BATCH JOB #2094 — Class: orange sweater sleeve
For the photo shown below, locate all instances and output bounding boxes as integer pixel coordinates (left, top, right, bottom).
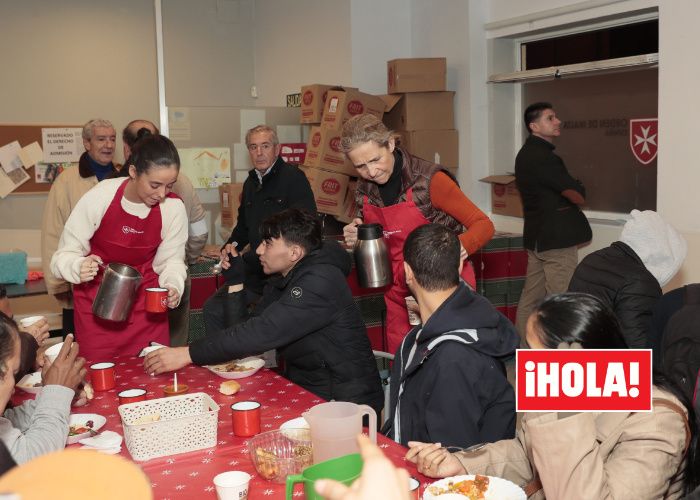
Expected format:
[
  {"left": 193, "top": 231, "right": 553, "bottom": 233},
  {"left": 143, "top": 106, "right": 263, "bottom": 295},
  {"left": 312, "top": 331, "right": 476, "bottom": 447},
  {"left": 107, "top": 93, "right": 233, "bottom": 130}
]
[{"left": 430, "top": 171, "right": 495, "bottom": 255}]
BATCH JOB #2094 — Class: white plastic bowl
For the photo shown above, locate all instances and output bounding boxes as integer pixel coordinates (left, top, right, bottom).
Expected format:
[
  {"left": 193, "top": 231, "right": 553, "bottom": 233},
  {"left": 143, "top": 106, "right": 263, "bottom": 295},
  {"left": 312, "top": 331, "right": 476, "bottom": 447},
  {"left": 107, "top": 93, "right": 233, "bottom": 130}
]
[
  {"left": 67, "top": 413, "right": 107, "bottom": 445},
  {"left": 16, "top": 371, "right": 42, "bottom": 394}
]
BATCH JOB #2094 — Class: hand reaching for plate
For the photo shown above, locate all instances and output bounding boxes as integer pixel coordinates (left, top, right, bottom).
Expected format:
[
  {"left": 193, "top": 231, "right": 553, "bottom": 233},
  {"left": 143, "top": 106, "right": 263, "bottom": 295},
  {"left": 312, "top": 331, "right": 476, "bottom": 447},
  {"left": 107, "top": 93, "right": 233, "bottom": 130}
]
[{"left": 405, "top": 441, "right": 466, "bottom": 478}]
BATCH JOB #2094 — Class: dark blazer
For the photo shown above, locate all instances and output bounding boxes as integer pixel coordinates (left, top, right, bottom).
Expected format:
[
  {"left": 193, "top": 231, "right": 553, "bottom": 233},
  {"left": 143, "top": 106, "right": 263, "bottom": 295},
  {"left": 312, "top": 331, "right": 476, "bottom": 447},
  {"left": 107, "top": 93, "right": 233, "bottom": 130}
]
[{"left": 515, "top": 135, "right": 591, "bottom": 251}]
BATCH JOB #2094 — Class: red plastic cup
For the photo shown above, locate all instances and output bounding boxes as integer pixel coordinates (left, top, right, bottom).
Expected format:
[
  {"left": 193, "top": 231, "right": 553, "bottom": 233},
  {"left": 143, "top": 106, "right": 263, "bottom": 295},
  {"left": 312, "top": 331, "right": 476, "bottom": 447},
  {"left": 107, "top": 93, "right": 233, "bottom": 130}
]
[
  {"left": 145, "top": 287, "right": 168, "bottom": 313},
  {"left": 118, "top": 388, "right": 147, "bottom": 405},
  {"left": 90, "top": 362, "right": 116, "bottom": 391},
  {"left": 231, "top": 401, "right": 261, "bottom": 437}
]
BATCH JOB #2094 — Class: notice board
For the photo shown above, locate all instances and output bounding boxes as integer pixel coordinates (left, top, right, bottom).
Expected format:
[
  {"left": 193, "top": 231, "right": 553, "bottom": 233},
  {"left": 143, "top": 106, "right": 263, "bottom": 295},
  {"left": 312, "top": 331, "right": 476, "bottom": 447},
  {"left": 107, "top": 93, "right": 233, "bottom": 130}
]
[{"left": 0, "top": 124, "right": 80, "bottom": 194}]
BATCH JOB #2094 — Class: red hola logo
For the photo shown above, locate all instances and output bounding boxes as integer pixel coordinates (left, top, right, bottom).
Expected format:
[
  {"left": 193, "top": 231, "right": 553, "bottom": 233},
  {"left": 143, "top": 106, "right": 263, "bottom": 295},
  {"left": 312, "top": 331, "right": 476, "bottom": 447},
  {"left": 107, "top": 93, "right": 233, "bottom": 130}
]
[
  {"left": 302, "top": 90, "right": 313, "bottom": 106},
  {"left": 516, "top": 349, "right": 652, "bottom": 412},
  {"left": 629, "top": 118, "right": 658, "bottom": 165},
  {"left": 347, "top": 100, "right": 364, "bottom": 115},
  {"left": 311, "top": 132, "right": 322, "bottom": 148},
  {"left": 321, "top": 178, "right": 340, "bottom": 194}
]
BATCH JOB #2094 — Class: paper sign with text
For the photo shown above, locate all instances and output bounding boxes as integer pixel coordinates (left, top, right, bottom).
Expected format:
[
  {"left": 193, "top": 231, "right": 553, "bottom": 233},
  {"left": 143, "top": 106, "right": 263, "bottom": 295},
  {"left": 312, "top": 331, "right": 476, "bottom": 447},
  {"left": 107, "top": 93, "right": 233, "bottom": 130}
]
[{"left": 516, "top": 349, "right": 652, "bottom": 412}]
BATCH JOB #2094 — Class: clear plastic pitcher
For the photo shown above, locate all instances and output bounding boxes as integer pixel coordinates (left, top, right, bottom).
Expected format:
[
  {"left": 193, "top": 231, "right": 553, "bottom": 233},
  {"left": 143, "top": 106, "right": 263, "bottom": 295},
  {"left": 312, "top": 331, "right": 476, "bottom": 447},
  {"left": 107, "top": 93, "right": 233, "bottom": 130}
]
[{"left": 303, "top": 402, "right": 377, "bottom": 464}]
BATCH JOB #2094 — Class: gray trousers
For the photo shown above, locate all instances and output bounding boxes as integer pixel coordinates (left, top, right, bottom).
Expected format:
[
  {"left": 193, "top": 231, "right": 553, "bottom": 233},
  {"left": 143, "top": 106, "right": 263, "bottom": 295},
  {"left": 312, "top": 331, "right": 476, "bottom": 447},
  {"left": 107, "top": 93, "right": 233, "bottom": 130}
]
[{"left": 515, "top": 246, "right": 578, "bottom": 344}]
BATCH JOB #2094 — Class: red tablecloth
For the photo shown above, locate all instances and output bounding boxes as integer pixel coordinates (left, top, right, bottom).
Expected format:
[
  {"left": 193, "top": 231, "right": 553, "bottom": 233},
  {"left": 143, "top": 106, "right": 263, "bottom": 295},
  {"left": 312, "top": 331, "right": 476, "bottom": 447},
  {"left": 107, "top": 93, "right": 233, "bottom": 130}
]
[{"left": 14, "top": 356, "right": 428, "bottom": 499}]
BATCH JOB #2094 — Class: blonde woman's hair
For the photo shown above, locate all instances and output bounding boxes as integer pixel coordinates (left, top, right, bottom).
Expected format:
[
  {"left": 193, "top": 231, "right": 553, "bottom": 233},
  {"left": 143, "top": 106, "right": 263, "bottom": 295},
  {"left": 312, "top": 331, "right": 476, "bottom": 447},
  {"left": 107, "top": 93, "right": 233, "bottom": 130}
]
[{"left": 340, "top": 114, "right": 399, "bottom": 153}]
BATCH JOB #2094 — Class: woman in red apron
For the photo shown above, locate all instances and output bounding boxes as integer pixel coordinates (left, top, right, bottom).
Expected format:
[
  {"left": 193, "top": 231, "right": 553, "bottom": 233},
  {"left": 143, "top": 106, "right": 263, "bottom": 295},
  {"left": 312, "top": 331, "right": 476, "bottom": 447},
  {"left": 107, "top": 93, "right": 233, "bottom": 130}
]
[
  {"left": 341, "top": 115, "right": 495, "bottom": 353},
  {"left": 51, "top": 134, "right": 188, "bottom": 361}
]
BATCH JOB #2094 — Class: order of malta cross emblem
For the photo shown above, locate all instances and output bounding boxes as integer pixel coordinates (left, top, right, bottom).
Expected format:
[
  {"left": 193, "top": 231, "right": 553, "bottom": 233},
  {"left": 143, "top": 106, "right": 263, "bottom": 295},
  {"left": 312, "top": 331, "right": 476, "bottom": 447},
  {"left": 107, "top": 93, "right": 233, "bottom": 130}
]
[{"left": 629, "top": 118, "right": 658, "bottom": 165}]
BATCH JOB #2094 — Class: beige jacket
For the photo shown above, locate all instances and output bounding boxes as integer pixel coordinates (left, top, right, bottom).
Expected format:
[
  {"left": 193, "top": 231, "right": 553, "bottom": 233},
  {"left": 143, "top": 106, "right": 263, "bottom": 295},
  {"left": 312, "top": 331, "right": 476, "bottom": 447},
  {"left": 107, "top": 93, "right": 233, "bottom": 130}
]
[
  {"left": 172, "top": 173, "right": 207, "bottom": 264},
  {"left": 455, "top": 386, "right": 688, "bottom": 500},
  {"left": 41, "top": 165, "right": 99, "bottom": 304}
]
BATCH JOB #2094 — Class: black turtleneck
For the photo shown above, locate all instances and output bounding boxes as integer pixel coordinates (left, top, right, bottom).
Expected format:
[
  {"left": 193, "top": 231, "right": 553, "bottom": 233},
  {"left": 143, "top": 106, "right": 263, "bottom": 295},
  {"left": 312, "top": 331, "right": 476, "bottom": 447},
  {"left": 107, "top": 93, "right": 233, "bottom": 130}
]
[{"left": 377, "top": 150, "right": 403, "bottom": 206}]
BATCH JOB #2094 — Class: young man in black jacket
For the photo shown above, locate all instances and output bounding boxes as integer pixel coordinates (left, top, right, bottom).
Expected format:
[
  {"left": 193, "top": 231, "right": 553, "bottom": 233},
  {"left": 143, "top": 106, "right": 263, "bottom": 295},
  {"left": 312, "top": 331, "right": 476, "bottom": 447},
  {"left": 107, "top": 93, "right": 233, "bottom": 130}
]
[
  {"left": 144, "top": 209, "right": 383, "bottom": 412},
  {"left": 383, "top": 224, "right": 519, "bottom": 448}
]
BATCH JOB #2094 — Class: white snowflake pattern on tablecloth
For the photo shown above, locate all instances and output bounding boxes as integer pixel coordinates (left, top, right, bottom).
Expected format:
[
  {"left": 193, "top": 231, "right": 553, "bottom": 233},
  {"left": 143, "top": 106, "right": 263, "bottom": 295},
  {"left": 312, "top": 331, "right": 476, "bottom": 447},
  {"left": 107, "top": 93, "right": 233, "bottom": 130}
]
[
  {"left": 263, "top": 490, "right": 274, "bottom": 495},
  {"left": 380, "top": 443, "right": 389, "bottom": 448},
  {"left": 189, "top": 471, "right": 199, "bottom": 477},
  {"left": 264, "top": 423, "right": 273, "bottom": 428},
  {"left": 175, "top": 485, "right": 186, "bottom": 490},
  {"left": 207, "top": 449, "right": 215, "bottom": 455},
  {"left": 202, "top": 458, "right": 211, "bottom": 464},
  {"left": 165, "top": 458, "right": 175, "bottom": 464},
  {"left": 266, "top": 382, "right": 273, "bottom": 386},
  {"left": 241, "top": 448, "right": 249, "bottom": 453},
  {"left": 291, "top": 399, "right": 298, "bottom": 403},
  {"left": 269, "top": 398, "right": 277, "bottom": 402},
  {"left": 274, "top": 415, "right": 282, "bottom": 419},
  {"left": 282, "top": 407, "right": 290, "bottom": 411},
  {"left": 205, "top": 486, "right": 214, "bottom": 492},
  {"left": 293, "top": 491, "right": 303, "bottom": 497},
  {"left": 228, "top": 460, "right": 239, "bottom": 466},
  {"left": 162, "top": 470, "right": 172, "bottom": 476},
  {"left": 218, "top": 440, "right": 226, "bottom": 445}
]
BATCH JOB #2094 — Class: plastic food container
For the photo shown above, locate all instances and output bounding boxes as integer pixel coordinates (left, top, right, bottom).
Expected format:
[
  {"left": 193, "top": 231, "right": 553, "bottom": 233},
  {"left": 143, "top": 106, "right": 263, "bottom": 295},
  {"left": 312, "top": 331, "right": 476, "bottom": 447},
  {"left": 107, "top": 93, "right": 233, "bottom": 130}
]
[{"left": 247, "top": 428, "right": 313, "bottom": 483}]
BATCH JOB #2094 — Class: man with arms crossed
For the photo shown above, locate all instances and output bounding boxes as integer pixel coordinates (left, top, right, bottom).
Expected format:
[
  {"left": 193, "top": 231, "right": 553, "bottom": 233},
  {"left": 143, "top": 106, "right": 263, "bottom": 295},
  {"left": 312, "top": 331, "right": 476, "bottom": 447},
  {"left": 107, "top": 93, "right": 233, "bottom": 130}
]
[{"left": 514, "top": 102, "right": 592, "bottom": 341}]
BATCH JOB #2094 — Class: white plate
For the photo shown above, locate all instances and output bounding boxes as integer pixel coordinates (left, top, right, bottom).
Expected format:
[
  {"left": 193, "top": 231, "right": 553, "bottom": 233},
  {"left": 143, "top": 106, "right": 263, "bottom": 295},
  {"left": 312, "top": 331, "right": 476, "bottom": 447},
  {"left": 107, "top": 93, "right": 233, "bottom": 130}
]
[
  {"left": 423, "top": 475, "right": 526, "bottom": 500},
  {"left": 67, "top": 413, "right": 107, "bottom": 445},
  {"left": 205, "top": 356, "right": 265, "bottom": 379},
  {"left": 16, "top": 371, "right": 42, "bottom": 394}
]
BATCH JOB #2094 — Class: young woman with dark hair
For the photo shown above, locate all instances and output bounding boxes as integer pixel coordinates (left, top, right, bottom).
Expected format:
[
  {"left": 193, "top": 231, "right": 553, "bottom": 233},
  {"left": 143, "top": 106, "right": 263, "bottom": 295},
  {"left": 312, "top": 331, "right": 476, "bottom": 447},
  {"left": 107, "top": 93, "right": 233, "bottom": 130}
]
[
  {"left": 407, "top": 293, "right": 698, "bottom": 499},
  {"left": 51, "top": 134, "right": 188, "bottom": 360}
]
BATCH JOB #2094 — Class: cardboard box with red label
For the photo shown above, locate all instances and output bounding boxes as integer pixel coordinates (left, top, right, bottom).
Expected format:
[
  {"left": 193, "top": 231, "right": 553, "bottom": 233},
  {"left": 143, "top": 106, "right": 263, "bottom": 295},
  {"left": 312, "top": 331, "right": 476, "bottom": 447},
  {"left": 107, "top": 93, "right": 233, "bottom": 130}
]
[
  {"left": 479, "top": 175, "right": 524, "bottom": 217},
  {"left": 321, "top": 88, "right": 386, "bottom": 130},
  {"left": 299, "top": 84, "right": 356, "bottom": 124},
  {"left": 335, "top": 179, "right": 359, "bottom": 224},
  {"left": 304, "top": 126, "right": 356, "bottom": 176},
  {"left": 387, "top": 57, "right": 446, "bottom": 94},
  {"left": 299, "top": 165, "right": 350, "bottom": 217}
]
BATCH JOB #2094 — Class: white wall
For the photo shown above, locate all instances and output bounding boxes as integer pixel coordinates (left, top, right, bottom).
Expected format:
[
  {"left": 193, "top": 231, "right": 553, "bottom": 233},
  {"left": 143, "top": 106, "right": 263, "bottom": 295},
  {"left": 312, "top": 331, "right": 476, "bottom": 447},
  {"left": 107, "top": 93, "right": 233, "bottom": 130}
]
[
  {"left": 253, "top": 0, "right": 353, "bottom": 107},
  {"left": 0, "top": 0, "right": 159, "bottom": 234},
  {"left": 349, "top": 0, "right": 411, "bottom": 94}
]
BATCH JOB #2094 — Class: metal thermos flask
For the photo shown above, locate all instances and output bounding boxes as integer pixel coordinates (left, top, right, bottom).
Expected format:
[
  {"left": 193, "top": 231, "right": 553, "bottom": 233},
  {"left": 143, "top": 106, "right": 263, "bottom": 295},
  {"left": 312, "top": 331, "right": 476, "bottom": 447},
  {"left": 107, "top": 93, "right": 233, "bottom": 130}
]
[{"left": 353, "top": 223, "right": 392, "bottom": 288}]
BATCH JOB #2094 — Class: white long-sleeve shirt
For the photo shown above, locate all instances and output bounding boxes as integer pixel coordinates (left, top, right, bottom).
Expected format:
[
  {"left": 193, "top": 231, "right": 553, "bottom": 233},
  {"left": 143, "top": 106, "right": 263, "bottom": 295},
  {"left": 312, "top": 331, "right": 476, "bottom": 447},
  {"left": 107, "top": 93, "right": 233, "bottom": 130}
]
[{"left": 50, "top": 177, "right": 188, "bottom": 298}]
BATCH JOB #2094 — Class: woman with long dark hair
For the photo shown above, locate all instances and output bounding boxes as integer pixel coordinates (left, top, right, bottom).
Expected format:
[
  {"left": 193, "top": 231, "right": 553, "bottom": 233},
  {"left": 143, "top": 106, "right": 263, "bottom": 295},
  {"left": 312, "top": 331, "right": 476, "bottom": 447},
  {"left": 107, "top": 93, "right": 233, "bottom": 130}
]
[
  {"left": 51, "top": 133, "right": 187, "bottom": 360},
  {"left": 407, "top": 293, "right": 698, "bottom": 499}
]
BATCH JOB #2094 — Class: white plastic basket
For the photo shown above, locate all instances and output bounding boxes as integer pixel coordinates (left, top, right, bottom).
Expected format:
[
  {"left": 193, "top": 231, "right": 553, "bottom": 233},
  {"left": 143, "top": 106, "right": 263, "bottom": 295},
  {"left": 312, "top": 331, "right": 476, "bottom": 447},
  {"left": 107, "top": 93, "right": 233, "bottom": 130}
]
[{"left": 118, "top": 392, "right": 219, "bottom": 461}]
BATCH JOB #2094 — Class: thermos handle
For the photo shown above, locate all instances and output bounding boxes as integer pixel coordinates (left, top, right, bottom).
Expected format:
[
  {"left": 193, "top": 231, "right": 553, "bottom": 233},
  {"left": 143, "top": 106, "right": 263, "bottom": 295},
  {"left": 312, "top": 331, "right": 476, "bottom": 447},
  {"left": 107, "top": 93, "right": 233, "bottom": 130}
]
[
  {"left": 285, "top": 474, "right": 302, "bottom": 499},
  {"left": 358, "top": 404, "right": 377, "bottom": 443}
]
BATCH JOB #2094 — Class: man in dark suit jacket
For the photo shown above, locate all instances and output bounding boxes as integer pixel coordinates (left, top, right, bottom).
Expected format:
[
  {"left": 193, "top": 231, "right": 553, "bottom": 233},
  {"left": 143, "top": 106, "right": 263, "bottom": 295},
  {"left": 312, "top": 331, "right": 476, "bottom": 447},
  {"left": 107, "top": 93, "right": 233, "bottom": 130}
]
[
  {"left": 203, "top": 125, "right": 316, "bottom": 335},
  {"left": 514, "top": 102, "right": 592, "bottom": 342}
]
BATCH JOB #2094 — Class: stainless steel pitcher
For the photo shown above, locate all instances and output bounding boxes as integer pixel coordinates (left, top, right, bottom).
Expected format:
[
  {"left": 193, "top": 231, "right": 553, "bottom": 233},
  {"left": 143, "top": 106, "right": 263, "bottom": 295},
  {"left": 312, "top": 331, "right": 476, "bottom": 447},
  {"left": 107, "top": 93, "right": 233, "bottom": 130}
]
[
  {"left": 92, "top": 263, "right": 142, "bottom": 322},
  {"left": 353, "top": 223, "right": 392, "bottom": 288}
]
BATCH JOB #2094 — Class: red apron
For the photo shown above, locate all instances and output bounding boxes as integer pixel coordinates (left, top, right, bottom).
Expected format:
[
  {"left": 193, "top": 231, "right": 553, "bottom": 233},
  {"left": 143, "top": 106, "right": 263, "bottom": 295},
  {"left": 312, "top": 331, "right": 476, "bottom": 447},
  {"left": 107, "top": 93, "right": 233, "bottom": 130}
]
[
  {"left": 363, "top": 188, "right": 476, "bottom": 353},
  {"left": 72, "top": 179, "right": 170, "bottom": 361}
]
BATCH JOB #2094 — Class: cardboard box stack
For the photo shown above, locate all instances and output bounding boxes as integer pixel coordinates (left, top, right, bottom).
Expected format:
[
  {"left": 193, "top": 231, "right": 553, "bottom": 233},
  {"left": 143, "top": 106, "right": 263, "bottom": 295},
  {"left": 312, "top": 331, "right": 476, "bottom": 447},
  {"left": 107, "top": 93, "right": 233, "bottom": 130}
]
[
  {"left": 300, "top": 85, "right": 387, "bottom": 220},
  {"left": 383, "top": 58, "right": 458, "bottom": 169}
]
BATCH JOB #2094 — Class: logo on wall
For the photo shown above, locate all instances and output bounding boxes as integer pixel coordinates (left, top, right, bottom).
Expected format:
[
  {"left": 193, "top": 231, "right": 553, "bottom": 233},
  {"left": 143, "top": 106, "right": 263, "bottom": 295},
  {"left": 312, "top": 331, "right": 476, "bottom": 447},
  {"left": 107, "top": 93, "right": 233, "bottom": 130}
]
[{"left": 629, "top": 118, "right": 658, "bottom": 165}]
